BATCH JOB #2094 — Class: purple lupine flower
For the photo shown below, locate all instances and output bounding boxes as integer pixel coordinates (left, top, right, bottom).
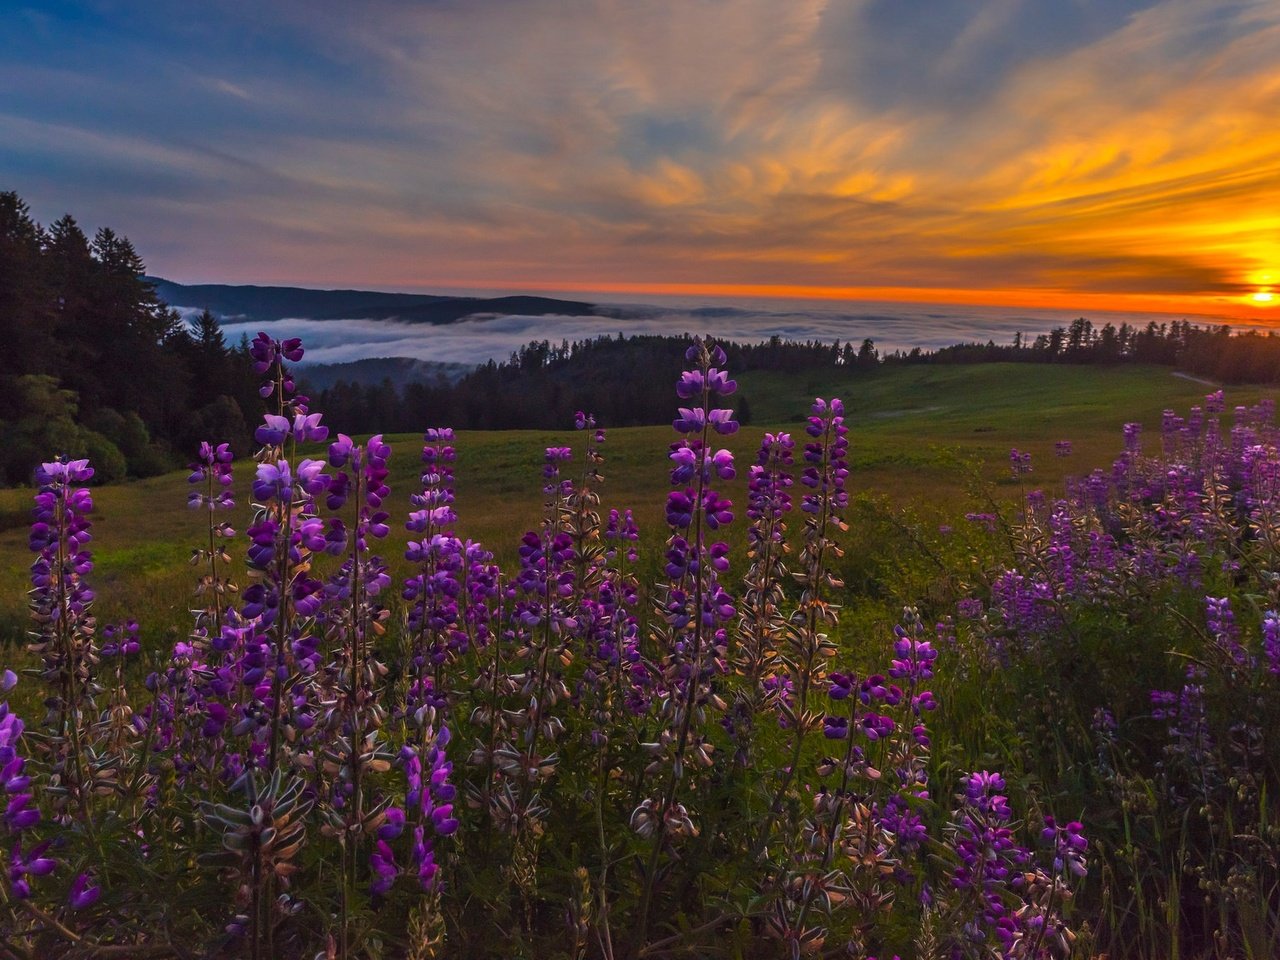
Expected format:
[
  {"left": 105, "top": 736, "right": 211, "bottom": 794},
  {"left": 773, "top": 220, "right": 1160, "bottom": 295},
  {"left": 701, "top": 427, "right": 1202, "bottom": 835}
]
[
  {"left": 878, "top": 795, "right": 928, "bottom": 853},
  {"left": 406, "top": 428, "right": 460, "bottom": 537},
  {"left": 673, "top": 407, "right": 705, "bottom": 434},
  {"left": 964, "top": 512, "right": 998, "bottom": 533},
  {"left": 365, "top": 434, "right": 392, "bottom": 506},
  {"left": 799, "top": 399, "right": 849, "bottom": 518},
  {"left": 828, "top": 671, "right": 855, "bottom": 701},
  {"left": 252, "top": 461, "right": 293, "bottom": 502},
  {"left": 292, "top": 412, "right": 329, "bottom": 444},
  {"left": 544, "top": 447, "right": 573, "bottom": 472},
  {"left": 328, "top": 433, "right": 356, "bottom": 468},
  {"left": 249, "top": 332, "right": 277, "bottom": 372},
  {"left": 188, "top": 442, "right": 235, "bottom": 510},
  {"left": 991, "top": 569, "right": 1058, "bottom": 637},
  {"left": 249, "top": 332, "right": 304, "bottom": 372},
  {"left": 635, "top": 338, "right": 740, "bottom": 843},
  {"left": 859, "top": 712, "right": 895, "bottom": 741},
  {"left": 675, "top": 370, "right": 704, "bottom": 399},
  {"left": 295, "top": 459, "right": 331, "bottom": 498},
  {"left": 1046, "top": 501, "right": 1077, "bottom": 594},
  {"left": 8, "top": 841, "right": 56, "bottom": 900},
  {"left": 35, "top": 459, "right": 95, "bottom": 486},
  {"left": 1205, "top": 596, "right": 1249, "bottom": 666},
  {"left": 1151, "top": 664, "right": 1213, "bottom": 772},
  {"left": 1041, "top": 816, "right": 1088, "bottom": 879},
  {"left": 962, "top": 771, "right": 1012, "bottom": 817},
  {"left": 669, "top": 446, "right": 698, "bottom": 485},
  {"left": 759, "top": 674, "right": 794, "bottom": 726},
  {"left": 708, "top": 408, "right": 738, "bottom": 435},
  {"left": 948, "top": 769, "right": 1030, "bottom": 949},
  {"left": 400, "top": 723, "right": 457, "bottom": 891},
  {"left": 889, "top": 623, "right": 938, "bottom": 683},
  {"left": 100, "top": 620, "right": 142, "bottom": 659},
  {"left": 702, "top": 490, "right": 734, "bottom": 529},
  {"left": 28, "top": 460, "right": 99, "bottom": 774},
  {"left": 705, "top": 367, "right": 736, "bottom": 396},
  {"left": 255, "top": 414, "right": 291, "bottom": 447},
  {"left": 369, "top": 840, "right": 399, "bottom": 897},
  {"left": 676, "top": 367, "right": 738, "bottom": 398},
  {"left": 68, "top": 872, "right": 101, "bottom": 910},
  {"left": 746, "top": 433, "right": 795, "bottom": 536},
  {"left": 251, "top": 333, "right": 306, "bottom": 402},
  {"left": 1263, "top": 610, "right": 1280, "bottom": 675},
  {"left": 665, "top": 490, "right": 695, "bottom": 529},
  {"left": 1009, "top": 448, "right": 1033, "bottom": 477},
  {"left": 378, "top": 807, "right": 406, "bottom": 841},
  {"left": 1124, "top": 421, "right": 1142, "bottom": 453},
  {"left": 0, "top": 707, "right": 38, "bottom": 835}
]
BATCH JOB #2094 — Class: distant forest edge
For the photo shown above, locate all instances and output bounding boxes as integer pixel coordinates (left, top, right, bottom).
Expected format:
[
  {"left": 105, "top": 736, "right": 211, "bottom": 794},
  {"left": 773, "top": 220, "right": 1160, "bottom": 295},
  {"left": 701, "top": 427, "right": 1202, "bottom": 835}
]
[
  {"left": 5, "top": 188, "right": 1280, "bottom": 483},
  {"left": 306, "top": 321, "right": 1279, "bottom": 435}
]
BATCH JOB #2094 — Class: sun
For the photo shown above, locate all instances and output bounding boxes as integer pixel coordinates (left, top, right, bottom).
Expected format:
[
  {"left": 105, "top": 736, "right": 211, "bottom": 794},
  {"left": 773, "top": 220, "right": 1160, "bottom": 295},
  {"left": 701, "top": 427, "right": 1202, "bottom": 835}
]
[{"left": 1252, "top": 290, "right": 1276, "bottom": 304}]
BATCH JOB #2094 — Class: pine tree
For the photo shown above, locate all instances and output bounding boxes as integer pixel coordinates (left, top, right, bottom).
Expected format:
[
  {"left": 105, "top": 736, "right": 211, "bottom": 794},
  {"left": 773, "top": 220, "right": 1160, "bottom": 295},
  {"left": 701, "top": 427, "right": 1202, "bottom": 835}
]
[{"left": 0, "top": 192, "right": 54, "bottom": 375}]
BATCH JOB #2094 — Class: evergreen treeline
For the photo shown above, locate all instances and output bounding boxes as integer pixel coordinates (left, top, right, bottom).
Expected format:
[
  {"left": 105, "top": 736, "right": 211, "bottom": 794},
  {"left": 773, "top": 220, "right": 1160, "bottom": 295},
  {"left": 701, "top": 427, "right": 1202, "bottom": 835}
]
[
  {"left": 0, "top": 191, "right": 258, "bottom": 483},
  {"left": 309, "top": 334, "right": 884, "bottom": 434},
  {"left": 890, "top": 315, "right": 1278, "bottom": 380},
  {"left": 312, "top": 317, "right": 1280, "bottom": 436}
]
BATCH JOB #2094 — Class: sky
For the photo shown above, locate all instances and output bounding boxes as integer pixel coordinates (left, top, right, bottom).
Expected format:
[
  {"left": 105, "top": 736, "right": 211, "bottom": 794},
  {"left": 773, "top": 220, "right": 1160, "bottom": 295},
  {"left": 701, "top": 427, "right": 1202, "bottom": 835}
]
[{"left": 4, "top": 0, "right": 1280, "bottom": 320}]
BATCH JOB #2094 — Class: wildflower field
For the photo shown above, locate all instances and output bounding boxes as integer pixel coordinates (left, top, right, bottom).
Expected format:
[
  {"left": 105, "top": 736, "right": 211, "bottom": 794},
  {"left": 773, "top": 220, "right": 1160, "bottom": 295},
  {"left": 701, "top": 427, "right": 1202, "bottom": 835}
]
[{"left": 0, "top": 339, "right": 1276, "bottom": 959}]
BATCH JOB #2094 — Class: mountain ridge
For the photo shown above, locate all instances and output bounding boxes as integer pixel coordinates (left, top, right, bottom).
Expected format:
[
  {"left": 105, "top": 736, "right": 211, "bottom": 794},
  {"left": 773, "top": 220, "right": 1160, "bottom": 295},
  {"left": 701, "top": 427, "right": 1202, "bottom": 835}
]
[{"left": 147, "top": 276, "right": 601, "bottom": 325}]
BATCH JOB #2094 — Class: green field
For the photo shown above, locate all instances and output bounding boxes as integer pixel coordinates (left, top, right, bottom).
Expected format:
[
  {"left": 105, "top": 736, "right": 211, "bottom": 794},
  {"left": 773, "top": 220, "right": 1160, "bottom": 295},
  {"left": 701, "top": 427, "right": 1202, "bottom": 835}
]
[
  {"left": 0, "top": 362, "right": 1266, "bottom": 646},
  {"left": 3, "top": 359, "right": 1277, "bottom": 957}
]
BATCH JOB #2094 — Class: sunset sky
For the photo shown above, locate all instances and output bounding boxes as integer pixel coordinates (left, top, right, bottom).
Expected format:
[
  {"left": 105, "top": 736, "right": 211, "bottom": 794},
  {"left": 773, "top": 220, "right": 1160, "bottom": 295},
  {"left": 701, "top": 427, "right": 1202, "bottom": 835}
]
[{"left": 4, "top": 0, "right": 1280, "bottom": 319}]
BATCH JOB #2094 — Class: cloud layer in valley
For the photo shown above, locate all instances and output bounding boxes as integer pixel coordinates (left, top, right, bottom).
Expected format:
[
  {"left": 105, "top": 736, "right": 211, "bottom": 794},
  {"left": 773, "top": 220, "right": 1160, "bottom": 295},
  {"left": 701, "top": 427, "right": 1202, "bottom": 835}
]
[{"left": 209, "top": 295, "right": 1237, "bottom": 369}]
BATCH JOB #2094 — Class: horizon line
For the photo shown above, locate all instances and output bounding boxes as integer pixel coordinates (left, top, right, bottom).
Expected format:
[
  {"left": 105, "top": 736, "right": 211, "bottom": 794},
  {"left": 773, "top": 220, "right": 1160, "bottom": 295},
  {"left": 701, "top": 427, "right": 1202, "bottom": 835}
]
[{"left": 155, "top": 273, "right": 1279, "bottom": 325}]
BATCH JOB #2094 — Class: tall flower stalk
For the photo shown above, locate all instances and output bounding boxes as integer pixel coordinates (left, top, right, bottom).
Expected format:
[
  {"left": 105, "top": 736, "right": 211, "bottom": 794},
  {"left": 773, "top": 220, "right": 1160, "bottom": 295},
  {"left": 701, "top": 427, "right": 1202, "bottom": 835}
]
[
  {"left": 732, "top": 431, "right": 795, "bottom": 767},
  {"left": 754, "top": 398, "right": 849, "bottom": 857},
  {"left": 319, "top": 432, "right": 394, "bottom": 958},
  {"left": 245, "top": 334, "right": 329, "bottom": 775},
  {"left": 189, "top": 440, "right": 237, "bottom": 640},
  {"left": 27, "top": 458, "right": 99, "bottom": 824},
  {"left": 634, "top": 338, "right": 739, "bottom": 942}
]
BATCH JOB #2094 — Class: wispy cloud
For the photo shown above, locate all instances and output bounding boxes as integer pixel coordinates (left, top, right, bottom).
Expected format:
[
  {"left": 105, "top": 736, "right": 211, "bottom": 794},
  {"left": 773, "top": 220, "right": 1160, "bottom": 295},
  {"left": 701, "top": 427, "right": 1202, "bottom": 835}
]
[
  {"left": 207, "top": 77, "right": 253, "bottom": 101},
  {"left": 5, "top": 0, "right": 1279, "bottom": 317}
]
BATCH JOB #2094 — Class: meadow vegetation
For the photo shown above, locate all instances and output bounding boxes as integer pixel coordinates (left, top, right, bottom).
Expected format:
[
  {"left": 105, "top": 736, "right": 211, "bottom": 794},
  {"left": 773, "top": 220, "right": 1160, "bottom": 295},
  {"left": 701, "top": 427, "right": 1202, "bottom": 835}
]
[{"left": 0, "top": 340, "right": 1275, "bottom": 959}]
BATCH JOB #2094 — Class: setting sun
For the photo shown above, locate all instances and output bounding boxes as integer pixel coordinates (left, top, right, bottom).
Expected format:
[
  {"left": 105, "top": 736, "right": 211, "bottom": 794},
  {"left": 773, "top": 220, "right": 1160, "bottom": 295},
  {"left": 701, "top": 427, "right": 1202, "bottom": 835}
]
[{"left": 1252, "top": 291, "right": 1276, "bottom": 304}]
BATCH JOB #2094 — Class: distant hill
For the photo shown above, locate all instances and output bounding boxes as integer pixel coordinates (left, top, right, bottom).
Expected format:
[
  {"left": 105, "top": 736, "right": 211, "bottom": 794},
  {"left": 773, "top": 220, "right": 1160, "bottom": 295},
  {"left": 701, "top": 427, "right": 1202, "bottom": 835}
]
[
  {"left": 148, "top": 277, "right": 600, "bottom": 324},
  {"left": 298, "top": 356, "right": 472, "bottom": 391}
]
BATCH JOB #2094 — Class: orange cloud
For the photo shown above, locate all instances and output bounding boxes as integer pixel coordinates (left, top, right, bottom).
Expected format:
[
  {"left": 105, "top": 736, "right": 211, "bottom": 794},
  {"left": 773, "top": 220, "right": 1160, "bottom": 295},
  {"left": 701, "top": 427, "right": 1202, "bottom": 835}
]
[{"left": 12, "top": 0, "right": 1280, "bottom": 321}]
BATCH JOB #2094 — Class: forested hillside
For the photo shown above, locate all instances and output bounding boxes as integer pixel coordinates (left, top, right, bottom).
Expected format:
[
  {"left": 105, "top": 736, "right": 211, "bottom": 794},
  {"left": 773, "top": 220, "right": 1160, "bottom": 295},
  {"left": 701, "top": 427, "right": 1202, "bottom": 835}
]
[{"left": 0, "top": 192, "right": 259, "bottom": 483}]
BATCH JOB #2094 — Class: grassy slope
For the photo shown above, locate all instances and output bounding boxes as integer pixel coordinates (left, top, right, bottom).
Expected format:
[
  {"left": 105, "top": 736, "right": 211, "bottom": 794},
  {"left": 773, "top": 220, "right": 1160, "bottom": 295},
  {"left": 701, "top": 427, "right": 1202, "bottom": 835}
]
[{"left": 0, "top": 363, "right": 1268, "bottom": 648}]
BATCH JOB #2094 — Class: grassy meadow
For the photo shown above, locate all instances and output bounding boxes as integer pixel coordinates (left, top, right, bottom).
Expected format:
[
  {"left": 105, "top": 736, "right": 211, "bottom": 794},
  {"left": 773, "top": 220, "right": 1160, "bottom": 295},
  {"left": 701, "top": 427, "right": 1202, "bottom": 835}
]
[
  {"left": 5, "top": 355, "right": 1279, "bottom": 958},
  {"left": 0, "top": 361, "right": 1257, "bottom": 648}
]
